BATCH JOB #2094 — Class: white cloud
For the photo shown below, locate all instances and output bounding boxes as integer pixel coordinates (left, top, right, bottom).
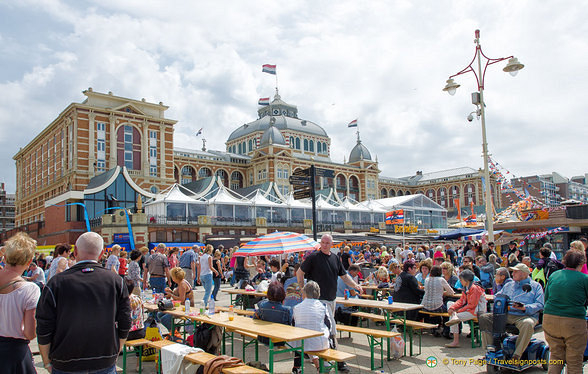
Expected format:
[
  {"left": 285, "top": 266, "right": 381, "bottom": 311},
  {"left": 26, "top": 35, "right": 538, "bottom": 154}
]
[{"left": 0, "top": 0, "right": 587, "bottom": 192}]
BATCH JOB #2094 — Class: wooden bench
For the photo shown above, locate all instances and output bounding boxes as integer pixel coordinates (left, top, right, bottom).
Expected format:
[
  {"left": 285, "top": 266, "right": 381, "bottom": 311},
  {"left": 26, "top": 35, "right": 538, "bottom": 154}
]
[
  {"left": 359, "top": 294, "right": 374, "bottom": 300},
  {"left": 350, "top": 311, "right": 437, "bottom": 356},
  {"left": 337, "top": 324, "right": 399, "bottom": 370},
  {"left": 184, "top": 351, "right": 268, "bottom": 373},
  {"left": 146, "top": 340, "right": 176, "bottom": 374},
  {"left": 306, "top": 348, "right": 356, "bottom": 373},
  {"left": 122, "top": 338, "right": 151, "bottom": 374},
  {"left": 419, "top": 311, "right": 481, "bottom": 348}
]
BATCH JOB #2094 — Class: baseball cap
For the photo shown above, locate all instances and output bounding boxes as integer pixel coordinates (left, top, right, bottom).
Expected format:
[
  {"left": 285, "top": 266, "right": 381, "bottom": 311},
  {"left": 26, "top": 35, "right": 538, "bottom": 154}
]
[{"left": 509, "top": 263, "right": 530, "bottom": 274}]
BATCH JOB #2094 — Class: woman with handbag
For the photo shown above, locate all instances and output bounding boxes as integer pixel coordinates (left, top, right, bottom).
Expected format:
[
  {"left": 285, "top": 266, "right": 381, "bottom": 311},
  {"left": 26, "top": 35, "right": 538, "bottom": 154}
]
[{"left": 0, "top": 232, "right": 41, "bottom": 374}]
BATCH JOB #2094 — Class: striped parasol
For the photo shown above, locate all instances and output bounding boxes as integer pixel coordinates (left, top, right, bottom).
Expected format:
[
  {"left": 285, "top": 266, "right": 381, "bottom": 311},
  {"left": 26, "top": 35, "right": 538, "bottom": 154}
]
[{"left": 233, "top": 231, "right": 319, "bottom": 257}]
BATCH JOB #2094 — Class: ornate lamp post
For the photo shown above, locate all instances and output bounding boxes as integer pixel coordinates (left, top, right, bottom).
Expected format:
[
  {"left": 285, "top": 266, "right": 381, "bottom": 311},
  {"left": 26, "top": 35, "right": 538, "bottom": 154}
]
[{"left": 443, "top": 30, "right": 524, "bottom": 242}]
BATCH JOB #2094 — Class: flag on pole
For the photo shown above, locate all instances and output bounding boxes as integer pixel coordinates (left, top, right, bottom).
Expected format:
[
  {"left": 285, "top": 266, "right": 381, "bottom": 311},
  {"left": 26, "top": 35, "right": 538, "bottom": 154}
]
[
  {"left": 385, "top": 209, "right": 404, "bottom": 224},
  {"left": 258, "top": 97, "right": 270, "bottom": 106},
  {"left": 196, "top": 128, "right": 203, "bottom": 136},
  {"left": 262, "top": 64, "right": 276, "bottom": 75},
  {"left": 347, "top": 119, "right": 358, "bottom": 128}
]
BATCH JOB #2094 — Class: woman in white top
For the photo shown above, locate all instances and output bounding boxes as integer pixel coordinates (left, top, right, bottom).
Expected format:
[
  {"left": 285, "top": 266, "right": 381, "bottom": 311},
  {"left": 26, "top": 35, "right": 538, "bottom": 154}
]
[
  {"left": 47, "top": 243, "right": 71, "bottom": 281},
  {"left": 292, "top": 281, "right": 331, "bottom": 372},
  {"left": 197, "top": 245, "right": 218, "bottom": 307},
  {"left": 421, "top": 265, "right": 454, "bottom": 335},
  {"left": 0, "top": 232, "right": 41, "bottom": 373}
]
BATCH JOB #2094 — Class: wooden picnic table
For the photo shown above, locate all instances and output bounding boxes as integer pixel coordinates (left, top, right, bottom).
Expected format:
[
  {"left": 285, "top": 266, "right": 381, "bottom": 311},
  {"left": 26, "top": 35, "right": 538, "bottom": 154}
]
[
  {"left": 184, "top": 312, "right": 323, "bottom": 373},
  {"left": 360, "top": 284, "right": 394, "bottom": 300},
  {"left": 335, "top": 297, "right": 422, "bottom": 358},
  {"left": 222, "top": 288, "right": 267, "bottom": 309}
]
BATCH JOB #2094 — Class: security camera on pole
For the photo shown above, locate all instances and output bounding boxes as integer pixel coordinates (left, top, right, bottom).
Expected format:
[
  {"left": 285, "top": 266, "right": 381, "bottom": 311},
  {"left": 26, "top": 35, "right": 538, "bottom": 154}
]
[{"left": 443, "top": 30, "right": 524, "bottom": 242}]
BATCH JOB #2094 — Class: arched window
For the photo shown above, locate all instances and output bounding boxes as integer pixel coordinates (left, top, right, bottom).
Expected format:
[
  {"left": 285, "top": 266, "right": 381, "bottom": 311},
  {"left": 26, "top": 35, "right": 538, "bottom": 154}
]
[
  {"left": 238, "top": 143, "right": 242, "bottom": 154},
  {"left": 438, "top": 187, "right": 448, "bottom": 207},
  {"left": 295, "top": 138, "right": 300, "bottom": 149},
  {"left": 317, "top": 142, "right": 322, "bottom": 153},
  {"left": 216, "top": 169, "right": 228, "bottom": 187},
  {"left": 248, "top": 139, "right": 253, "bottom": 152},
  {"left": 323, "top": 142, "right": 328, "bottom": 154},
  {"left": 230, "top": 171, "right": 244, "bottom": 189},
  {"left": 117, "top": 125, "right": 141, "bottom": 170},
  {"left": 181, "top": 166, "right": 195, "bottom": 184},
  {"left": 380, "top": 188, "right": 388, "bottom": 198},
  {"left": 199, "top": 167, "right": 212, "bottom": 178},
  {"left": 289, "top": 137, "right": 294, "bottom": 148},
  {"left": 426, "top": 189, "right": 436, "bottom": 201},
  {"left": 349, "top": 176, "right": 360, "bottom": 201},
  {"left": 389, "top": 189, "right": 396, "bottom": 197},
  {"left": 309, "top": 140, "right": 314, "bottom": 152},
  {"left": 304, "top": 139, "right": 309, "bottom": 151},
  {"left": 397, "top": 190, "right": 404, "bottom": 196}
]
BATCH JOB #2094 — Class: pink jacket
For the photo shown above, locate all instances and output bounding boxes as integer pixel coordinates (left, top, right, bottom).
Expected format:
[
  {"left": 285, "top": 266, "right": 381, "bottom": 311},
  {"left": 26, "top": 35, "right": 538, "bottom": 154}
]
[{"left": 449, "top": 283, "right": 484, "bottom": 315}]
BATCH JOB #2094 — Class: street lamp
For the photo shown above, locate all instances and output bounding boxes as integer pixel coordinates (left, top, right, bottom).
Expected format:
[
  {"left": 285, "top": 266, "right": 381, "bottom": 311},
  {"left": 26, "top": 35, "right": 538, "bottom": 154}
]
[{"left": 443, "top": 29, "right": 524, "bottom": 242}]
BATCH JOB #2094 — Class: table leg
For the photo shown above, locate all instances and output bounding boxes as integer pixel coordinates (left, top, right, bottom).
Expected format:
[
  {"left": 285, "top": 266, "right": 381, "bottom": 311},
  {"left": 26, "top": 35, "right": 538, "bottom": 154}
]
[
  {"left": 300, "top": 340, "right": 305, "bottom": 374},
  {"left": 269, "top": 340, "right": 274, "bottom": 373},
  {"left": 385, "top": 311, "right": 391, "bottom": 361},
  {"left": 138, "top": 346, "right": 143, "bottom": 373}
]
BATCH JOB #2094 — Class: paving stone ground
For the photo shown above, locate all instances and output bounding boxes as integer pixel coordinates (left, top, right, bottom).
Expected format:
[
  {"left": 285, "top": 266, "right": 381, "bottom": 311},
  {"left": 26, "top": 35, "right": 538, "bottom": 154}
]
[{"left": 30, "top": 283, "right": 550, "bottom": 373}]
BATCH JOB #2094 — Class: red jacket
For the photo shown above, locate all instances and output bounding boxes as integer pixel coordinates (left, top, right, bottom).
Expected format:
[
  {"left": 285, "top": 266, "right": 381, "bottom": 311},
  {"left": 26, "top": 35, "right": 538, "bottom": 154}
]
[{"left": 449, "top": 283, "right": 484, "bottom": 315}]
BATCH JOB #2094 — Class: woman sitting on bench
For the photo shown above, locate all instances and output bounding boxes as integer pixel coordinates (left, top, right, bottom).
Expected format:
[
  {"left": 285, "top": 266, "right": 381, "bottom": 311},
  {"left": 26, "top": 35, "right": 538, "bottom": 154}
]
[{"left": 445, "top": 269, "right": 486, "bottom": 348}]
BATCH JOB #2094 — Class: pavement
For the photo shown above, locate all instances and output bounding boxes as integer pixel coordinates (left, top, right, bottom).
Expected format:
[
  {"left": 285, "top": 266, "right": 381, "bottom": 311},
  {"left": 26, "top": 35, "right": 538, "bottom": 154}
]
[{"left": 30, "top": 283, "right": 550, "bottom": 373}]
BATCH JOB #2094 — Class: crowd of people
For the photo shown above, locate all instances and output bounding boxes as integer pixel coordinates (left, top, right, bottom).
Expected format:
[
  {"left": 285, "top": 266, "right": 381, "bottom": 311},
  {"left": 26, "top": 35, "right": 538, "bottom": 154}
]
[{"left": 1, "top": 232, "right": 588, "bottom": 373}]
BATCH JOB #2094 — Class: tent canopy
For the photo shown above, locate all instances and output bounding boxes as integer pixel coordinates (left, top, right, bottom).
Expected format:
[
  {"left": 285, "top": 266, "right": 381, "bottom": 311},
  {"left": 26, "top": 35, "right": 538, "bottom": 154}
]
[{"left": 435, "top": 228, "right": 484, "bottom": 240}]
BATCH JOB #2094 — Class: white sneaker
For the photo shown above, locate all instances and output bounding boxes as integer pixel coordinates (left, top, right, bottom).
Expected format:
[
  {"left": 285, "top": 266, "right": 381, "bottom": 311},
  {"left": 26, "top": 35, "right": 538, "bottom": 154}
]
[{"left": 445, "top": 316, "right": 461, "bottom": 327}]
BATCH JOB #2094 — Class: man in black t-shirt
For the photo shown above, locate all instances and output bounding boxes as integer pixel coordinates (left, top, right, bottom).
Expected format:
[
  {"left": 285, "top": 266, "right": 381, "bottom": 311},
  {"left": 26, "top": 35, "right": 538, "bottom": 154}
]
[{"left": 297, "top": 234, "right": 362, "bottom": 373}]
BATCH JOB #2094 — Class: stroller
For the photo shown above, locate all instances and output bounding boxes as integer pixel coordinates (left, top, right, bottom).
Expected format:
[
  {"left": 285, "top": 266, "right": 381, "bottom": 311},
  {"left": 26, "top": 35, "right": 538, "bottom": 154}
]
[{"left": 485, "top": 294, "right": 549, "bottom": 373}]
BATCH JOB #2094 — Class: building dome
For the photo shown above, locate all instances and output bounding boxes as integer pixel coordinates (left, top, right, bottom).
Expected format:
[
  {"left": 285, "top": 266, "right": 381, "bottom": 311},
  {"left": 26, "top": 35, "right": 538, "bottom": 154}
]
[
  {"left": 349, "top": 139, "right": 372, "bottom": 162},
  {"left": 259, "top": 121, "right": 286, "bottom": 146},
  {"left": 227, "top": 93, "right": 328, "bottom": 142}
]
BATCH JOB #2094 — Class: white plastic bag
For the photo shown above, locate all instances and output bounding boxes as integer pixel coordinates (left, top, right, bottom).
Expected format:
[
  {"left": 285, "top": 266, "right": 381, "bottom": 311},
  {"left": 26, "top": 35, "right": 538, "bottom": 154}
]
[{"left": 390, "top": 326, "right": 405, "bottom": 359}]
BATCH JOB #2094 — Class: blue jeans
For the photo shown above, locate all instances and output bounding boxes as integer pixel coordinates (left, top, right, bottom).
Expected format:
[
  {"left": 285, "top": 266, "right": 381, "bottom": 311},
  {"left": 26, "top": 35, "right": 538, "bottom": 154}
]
[
  {"left": 201, "top": 273, "right": 213, "bottom": 307},
  {"left": 212, "top": 277, "right": 221, "bottom": 300},
  {"left": 52, "top": 364, "right": 116, "bottom": 374},
  {"left": 158, "top": 312, "right": 173, "bottom": 332},
  {"left": 149, "top": 276, "right": 166, "bottom": 293}
]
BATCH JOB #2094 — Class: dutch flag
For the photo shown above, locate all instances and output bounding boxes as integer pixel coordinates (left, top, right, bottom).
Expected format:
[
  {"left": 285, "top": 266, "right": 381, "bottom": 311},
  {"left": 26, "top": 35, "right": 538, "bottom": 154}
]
[
  {"left": 262, "top": 64, "right": 276, "bottom": 75},
  {"left": 258, "top": 97, "right": 270, "bottom": 106},
  {"left": 348, "top": 119, "right": 358, "bottom": 128}
]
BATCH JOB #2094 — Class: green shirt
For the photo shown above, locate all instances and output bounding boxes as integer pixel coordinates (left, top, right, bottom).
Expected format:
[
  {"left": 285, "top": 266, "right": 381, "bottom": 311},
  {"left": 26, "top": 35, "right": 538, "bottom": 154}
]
[{"left": 544, "top": 269, "right": 588, "bottom": 319}]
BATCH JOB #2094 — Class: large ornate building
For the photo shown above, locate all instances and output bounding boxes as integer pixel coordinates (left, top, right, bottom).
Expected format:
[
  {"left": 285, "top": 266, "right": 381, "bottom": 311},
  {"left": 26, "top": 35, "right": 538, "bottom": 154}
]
[{"left": 10, "top": 89, "right": 500, "bottom": 245}]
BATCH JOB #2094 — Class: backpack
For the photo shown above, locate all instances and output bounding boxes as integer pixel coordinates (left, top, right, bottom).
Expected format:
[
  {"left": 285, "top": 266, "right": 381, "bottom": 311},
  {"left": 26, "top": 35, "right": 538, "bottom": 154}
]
[
  {"left": 544, "top": 259, "right": 563, "bottom": 279},
  {"left": 335, "top": 306, "right": 359, "bottom": 326},
  {"left": 190, "top": 323, "right": 222, "bottom": 355}
]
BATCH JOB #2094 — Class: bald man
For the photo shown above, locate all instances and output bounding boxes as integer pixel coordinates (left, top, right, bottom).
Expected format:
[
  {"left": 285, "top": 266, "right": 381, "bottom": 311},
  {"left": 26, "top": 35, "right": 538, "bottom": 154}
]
[
  {"left": 37, "top": 232, "right": 131, "bottom": 373},
  {"left": 297, "top": 234, "right": 362, "bottom": 373}
]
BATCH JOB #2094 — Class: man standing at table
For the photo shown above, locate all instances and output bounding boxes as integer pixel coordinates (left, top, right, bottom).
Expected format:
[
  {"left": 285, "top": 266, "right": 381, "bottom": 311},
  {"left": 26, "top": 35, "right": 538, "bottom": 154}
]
[
  {"left": 297, "top": 234, "right": 362, "bottom": 373},
  {"left": 143, "top": 243, "right": 171, "bottom": 293},
  {"left": 179, "top": 244, "right": 199, "bottom": 287},
  {"left": 36, "top": 232, "right": 131, "bottom": 373}
]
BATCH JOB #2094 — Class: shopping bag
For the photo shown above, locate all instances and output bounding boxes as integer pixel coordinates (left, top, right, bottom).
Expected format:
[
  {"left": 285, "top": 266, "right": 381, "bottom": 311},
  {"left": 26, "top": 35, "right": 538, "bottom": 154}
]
[
  {"left": 390, "top": 326, "right": 405, "bottom": 359},
  {"left": 142, "top": 317, "right": 163, "bottom": 361}
]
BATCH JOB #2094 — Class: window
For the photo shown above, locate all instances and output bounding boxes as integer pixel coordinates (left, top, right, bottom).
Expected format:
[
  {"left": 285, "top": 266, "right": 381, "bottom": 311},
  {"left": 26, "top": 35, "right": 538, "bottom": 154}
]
[
  {"left": 248, "top": 139, "right": 253, "bottom": 152},
  {"left": 238, "top": 143, "right": 242, "bottom": 154},
  {"left": 295, "top": 138, "right": 300, "bottom": 149},
  {"left": 304, "top": 139, "right": 309, "bottom": 151},
  {"left": 289, "top": 137, "right": 294, "bottom": 148},
  {"left": 123, "top": 126, "right": 133, "bottom": 169},
  {"left": 317, "top": 142, "right": 322, "bottom": 153},
  {"left": 309, "top": 140, "right": 314, "bottom": 152},
  {"left": 150, "top": 165, "right": 157, "bottom": 176}
]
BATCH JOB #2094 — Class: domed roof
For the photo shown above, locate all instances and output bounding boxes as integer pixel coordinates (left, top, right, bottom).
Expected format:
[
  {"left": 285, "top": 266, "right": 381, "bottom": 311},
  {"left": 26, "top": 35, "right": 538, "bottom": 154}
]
[
  {"left": 259, "top": 123, "right": 286, "bottom": 146},
  {"left": 349, "top": 139, "right": 372, "bottom": 163},
  {"left": 227, "top": 94, "right": 328, "bottom": 142}
]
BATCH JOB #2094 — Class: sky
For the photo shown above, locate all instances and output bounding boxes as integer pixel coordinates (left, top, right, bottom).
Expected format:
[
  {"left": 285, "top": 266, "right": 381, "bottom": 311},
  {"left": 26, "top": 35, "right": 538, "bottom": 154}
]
[{"left": 1, "top": 0, "right": 587, "bottom": 193}]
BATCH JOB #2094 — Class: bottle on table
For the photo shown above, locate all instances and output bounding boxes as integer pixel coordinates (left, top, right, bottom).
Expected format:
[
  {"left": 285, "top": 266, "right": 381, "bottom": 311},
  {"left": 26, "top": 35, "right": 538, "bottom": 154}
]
[
  {"left": 185, "top": 299, "right": 191, "bottom": 314},
  {"left": 208, "top": 295, "right": 215, "bottom": 315},
  {"left": 228, "top": 305, "right": 235, "bottom": 321}
]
